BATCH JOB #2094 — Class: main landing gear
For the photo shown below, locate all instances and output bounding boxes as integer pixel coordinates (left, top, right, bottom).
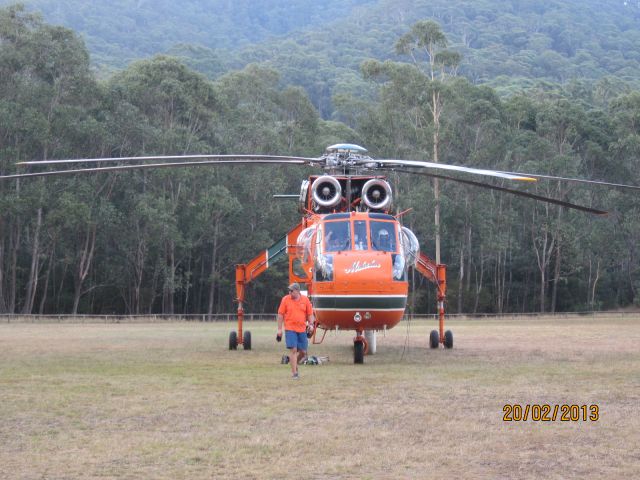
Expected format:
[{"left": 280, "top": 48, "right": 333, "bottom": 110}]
[
  {"left": 229, "top": 330, "right": 252, "bottom": 350},
  {"left": 429, "top": 329, "right": 453, "bottom": 349}
]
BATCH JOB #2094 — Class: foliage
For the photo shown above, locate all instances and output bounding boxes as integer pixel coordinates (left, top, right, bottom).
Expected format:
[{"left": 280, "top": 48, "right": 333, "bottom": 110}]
[
  {"left": 1, "top": 6, "right": 640, "bottom": 315},
  {"left": 4, "top": 1, "right": 640, "bottom": 118}
]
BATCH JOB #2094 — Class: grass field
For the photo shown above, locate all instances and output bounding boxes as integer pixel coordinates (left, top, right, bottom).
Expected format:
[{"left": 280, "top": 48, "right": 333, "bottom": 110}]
[{"left": 1, "top": 316, "right": 639, "bottom": 479}]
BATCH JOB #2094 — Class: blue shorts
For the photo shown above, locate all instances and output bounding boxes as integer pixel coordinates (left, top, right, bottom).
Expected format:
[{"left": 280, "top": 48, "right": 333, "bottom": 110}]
[{"left": 285, "top": 330, "right": 308, "bottom": 351}]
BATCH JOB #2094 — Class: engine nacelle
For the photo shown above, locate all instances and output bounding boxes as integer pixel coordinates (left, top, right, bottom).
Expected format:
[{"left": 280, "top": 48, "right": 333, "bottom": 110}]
[
  {"left": 362, "top": 179, "right": 392, "bottom": 210},
  {"left": 312, "top": 175, "right": 342, "bottom": 208}
]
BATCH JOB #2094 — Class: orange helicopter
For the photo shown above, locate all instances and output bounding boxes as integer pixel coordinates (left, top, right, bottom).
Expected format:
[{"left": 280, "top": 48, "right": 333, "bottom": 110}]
[{"left": 3, "top": 143, "right": 639, "bottom": 363}]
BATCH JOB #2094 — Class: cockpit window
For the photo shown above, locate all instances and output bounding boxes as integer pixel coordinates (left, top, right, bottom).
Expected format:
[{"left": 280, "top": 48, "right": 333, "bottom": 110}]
[
  {"left": 370, "top": 221, "right": 396, "bottom": 252},
  {"left": 324, "top": 221, "right": 351, "bottom": 252},
  {"left": 354, "top": 220, "right": 368, "bottom": 250}
]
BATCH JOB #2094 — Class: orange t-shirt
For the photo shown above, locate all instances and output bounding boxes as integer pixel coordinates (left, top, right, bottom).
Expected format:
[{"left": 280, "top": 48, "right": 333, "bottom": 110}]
[{"left": 278, "top": 294, "right": 313, "bottom": 333}]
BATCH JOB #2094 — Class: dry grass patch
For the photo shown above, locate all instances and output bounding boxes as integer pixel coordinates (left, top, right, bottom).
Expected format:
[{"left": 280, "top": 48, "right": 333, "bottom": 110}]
[{"left": 0, "top": 317, "right": 639, "bottom": 479}]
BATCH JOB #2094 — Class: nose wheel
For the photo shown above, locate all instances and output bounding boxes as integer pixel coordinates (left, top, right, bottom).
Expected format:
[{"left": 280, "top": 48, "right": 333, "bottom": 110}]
[{"left": 353, "top": 333, "right": 368, "bottom": 363}]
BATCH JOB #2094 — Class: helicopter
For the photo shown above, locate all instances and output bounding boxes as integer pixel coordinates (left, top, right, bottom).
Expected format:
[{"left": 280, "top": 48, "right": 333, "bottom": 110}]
[{"left": 2, "top": 143, "right": 639, "bottom": 363}]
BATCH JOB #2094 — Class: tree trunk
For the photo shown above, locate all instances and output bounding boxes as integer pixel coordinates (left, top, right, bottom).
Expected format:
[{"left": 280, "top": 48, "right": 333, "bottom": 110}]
[
  {"left": 589, "top": 258, "right": 601, "bottom": 309},
  {"left": 72, "top": 225, "right": 97, "bottom": 315},
  {"left": 197, "top": 253, "right": 205, "bottom": 313},
  {"left": 22, "top": 208, "right": 43, "bottom": 314},
  {"left": 39, "top": 242, "right": 55, "bottom": 315},
  {"left": 539, "top": 268, "right": 546, "bottom": 313},
  {"left": 148, "top": 261, "right": 160, "bottom": 314},
  {"left": 9, "top": 218, "right": 20, "bottom": 313},
  {"left": 183, "top": 254, "right": 192, "bottom": 315},
  {"left": 55, "top": 262, "right": 67, "bottom": 312},
  {"left": 162, "top": 239, "right": 176, "bottom": 314},
  {"left": 532, "top": 205, "right": 555, "bottom": 313},
  {"left": 207, "top": 221, "right": 220, "bottom": 320},
  {"left": 550, "top": 207, "right": 564, "bottom": 313},
  {"left": 0, "top": 221, "right": 6, "bottom": 313},
  {"left": 133, "top": 235, "right": 146, "bottom": 314},
  {"left": 551, "top": 241, "right": 561, "bottom": 313},
  {"left": 473, "top": 245, "right": 484, "bottom": 313},
  {"left": 457, "top": 243, "right": 464, "bottom": 313}
]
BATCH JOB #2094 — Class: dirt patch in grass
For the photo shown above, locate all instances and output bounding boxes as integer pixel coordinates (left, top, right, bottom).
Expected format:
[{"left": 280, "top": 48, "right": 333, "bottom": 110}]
[{"left": 0, "top": 316, "right": 639, "bottom": 479}]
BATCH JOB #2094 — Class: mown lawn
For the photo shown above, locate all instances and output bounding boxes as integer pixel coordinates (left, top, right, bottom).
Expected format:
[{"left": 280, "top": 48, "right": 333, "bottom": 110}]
[{"left": 0, "top": 317, "right": 638, "bottom": 479}]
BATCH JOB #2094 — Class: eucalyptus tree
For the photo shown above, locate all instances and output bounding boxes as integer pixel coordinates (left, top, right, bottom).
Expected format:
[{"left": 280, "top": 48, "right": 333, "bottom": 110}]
[
  {"left": 384, "top": 20, "right": 460, "bottom": 264},
  {"left": 0, "top": 5, "right": 104, "bottom": 313},
  {"left": 106, "top": 55, "right": 223, "bottom": 314}
]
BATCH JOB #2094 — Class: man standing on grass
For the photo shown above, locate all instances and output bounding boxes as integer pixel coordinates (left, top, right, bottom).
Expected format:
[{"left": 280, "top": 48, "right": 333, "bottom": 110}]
[{"left": 276, "top": 282, "right": 314, "bottom": 379}]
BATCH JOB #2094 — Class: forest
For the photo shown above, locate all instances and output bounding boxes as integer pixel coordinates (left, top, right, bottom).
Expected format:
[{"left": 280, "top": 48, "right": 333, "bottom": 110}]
[
  {"left": 5, "top": 0, "right": 640, "bottom": 117},
  {"left": 1, "top": 3, "right": 640, "bottom": 316}
]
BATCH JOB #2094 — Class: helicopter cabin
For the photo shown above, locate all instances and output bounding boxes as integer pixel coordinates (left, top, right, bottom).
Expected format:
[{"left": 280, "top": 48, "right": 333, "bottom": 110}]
[{"left": 296, "top": 211, "right": 420, "bottom": 331}]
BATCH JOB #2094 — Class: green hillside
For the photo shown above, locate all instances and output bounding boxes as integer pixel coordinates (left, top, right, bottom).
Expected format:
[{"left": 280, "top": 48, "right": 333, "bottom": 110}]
[
  {"left": 230, "top": 0, "right": 640, "bottom": 115},
  {"left": 5, "top": 0, "right": 640, "bottom": 116},
  {"left": 1, "top": 0, "right": 376, "bottom": 68}
]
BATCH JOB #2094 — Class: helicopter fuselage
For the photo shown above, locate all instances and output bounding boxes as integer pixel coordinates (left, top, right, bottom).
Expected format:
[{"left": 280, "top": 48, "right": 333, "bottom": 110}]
[{"left": 303, "top": 211, "right": 409, "bottom": 332}]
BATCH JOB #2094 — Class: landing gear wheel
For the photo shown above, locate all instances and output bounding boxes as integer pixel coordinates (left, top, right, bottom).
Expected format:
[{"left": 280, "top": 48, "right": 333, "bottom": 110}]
[
  {"left": 243, "top": 331, "right": 252, "bottom": 350},
  {"left": 444, "top": 330, "right": 453, "bottom": 349},
  {"left": 429, "top": 330, "right": 439, "bottom": 349},
  {"left": 229, "top": 331, "right": 238, "bottom": 350},
  {"left": 354, "top": 340, "right": 364, "bottom": 364}
]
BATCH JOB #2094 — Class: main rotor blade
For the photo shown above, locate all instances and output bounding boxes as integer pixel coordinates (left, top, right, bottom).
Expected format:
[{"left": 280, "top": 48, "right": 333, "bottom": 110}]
[
  {"left": 374, "top": 159, "right": 537, "bottom": 182},
  {"left": 16, "top": 154, "right": 321, "bottom": 166},
  {"left": 496, "top": 171, "right": 640, "bottom": 191},
  {"left": 394, "top": 169, "right": 608, "bottom": 215},
  {"left": 0, "top": 159, "right": 307, "bottom": 180}
]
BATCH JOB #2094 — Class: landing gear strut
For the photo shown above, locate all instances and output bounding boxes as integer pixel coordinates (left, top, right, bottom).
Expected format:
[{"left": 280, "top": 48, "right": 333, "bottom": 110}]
[
  {"left": 415, "top": 256, "right": 453, "bottom": 351},
  {"left": 364, "top": 330, "right": 377, "bottom": 354}
]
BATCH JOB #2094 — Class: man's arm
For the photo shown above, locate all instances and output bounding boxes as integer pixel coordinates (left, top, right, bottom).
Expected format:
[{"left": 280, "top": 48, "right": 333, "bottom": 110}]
[
  {"left": 306, "top": 298, "right": 315, "bottom": 327},
  {"left": 276, "top": 296, "right": 286, "bottom": 342}
]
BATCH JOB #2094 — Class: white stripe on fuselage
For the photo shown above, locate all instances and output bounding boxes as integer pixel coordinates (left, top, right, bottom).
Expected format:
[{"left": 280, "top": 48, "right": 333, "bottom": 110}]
[
  {"left": 310, "top": 294, "right": 406, "bottom": 298},
  {"left": 314, "top": 308, "right": 406, "bottom": 311}
]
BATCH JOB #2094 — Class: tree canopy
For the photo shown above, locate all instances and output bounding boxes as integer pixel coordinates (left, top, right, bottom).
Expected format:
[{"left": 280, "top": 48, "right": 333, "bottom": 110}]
[{"left": 2, "top": 5, "right": 640, "bottom": 316}]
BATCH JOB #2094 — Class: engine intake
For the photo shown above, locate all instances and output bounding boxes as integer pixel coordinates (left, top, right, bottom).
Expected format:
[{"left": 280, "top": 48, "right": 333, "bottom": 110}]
[
  {"left": 362, "top": 179, "right": 392, "bottom": 210},
  {"left": 312, "top": 176, "right": 342, "bottom": 208}
]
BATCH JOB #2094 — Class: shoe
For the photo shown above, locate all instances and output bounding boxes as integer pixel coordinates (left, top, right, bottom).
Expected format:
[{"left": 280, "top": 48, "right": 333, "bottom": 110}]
[
  {"left": 292, "top": 372, "right": 299, "bottom": 379},
  {"left": 281, "top": 354, "right": 289, "bottom": 364}
]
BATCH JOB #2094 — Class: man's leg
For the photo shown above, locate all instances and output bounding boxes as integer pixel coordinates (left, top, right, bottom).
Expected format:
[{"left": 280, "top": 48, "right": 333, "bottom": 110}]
[
  {"left": 285, "top": 330, "right": 299, "bottom": 377},
  {"left": 290, "top": 347, "right": 298, "bottom": 375},
  {"left": 297, "top": 331, "right": 308, "bottom": 365}
]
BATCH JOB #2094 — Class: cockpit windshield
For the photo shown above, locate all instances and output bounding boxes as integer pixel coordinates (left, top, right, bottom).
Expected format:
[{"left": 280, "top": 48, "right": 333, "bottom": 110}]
[
  {"left": 370, "top": 221, "right": 396, "bottom": 252},
  {"left": 324, "top": 221, "right": 351, "bottom": 252},
  {"left": 354, "top": 220, "right": 368, "bottom": 250}
]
